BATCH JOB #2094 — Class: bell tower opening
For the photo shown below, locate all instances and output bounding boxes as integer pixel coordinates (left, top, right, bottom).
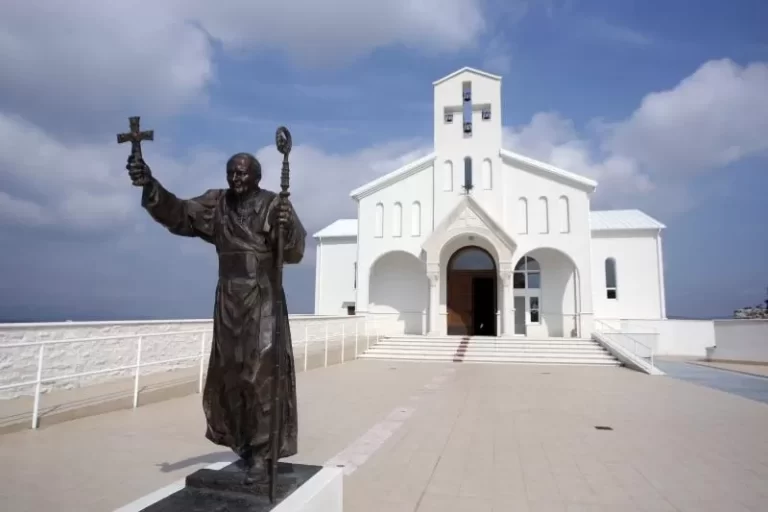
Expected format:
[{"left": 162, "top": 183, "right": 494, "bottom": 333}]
[{"left": 446, "top": 246, "right": 498, "bottom": 336}]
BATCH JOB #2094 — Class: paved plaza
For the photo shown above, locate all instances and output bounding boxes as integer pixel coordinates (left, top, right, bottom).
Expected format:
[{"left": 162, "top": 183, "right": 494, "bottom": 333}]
[{"left": 1, "top": 359, "right": 768, "bottom": 512}]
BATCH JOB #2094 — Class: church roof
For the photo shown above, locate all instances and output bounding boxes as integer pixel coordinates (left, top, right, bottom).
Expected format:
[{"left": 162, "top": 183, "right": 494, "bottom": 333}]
[
  {"left": 349, "top": 152, "right": 436, "bottom": 200},
  {"left": 312, "top": 219, "right": 357, "bottom": 239},
  {"left": 313, "top": 209, "right": 665, "bottom": 240},
  {"left": 499, "top": 149, "right": 598, "bottom": 190},
  {"left": 590, "top": 209, "right": 666, "bottom": 231},
  {"left": 432, "top": 67, "right": 502, "bottom": 86}
]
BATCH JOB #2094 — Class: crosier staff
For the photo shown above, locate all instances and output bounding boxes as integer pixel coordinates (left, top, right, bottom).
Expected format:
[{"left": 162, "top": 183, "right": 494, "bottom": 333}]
[{"left": 268, "top": 126, "right": 292, "bottom": 503}]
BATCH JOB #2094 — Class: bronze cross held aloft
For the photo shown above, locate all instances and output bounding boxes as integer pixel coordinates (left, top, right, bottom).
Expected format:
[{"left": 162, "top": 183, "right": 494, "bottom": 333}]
[{"left": 117, "top": 116, "right": 154, "bottom": 162}]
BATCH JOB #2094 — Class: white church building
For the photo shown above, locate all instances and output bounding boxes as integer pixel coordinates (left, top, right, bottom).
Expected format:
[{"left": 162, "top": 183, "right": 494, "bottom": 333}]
[{"left": 313, "top": 67, "right": 667, "bottom": 339}]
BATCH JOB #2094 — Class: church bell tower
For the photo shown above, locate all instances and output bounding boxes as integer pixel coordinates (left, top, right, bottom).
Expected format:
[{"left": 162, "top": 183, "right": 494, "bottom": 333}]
[{"left": 432, "top": 67, "right": 503, "bottom": 158}]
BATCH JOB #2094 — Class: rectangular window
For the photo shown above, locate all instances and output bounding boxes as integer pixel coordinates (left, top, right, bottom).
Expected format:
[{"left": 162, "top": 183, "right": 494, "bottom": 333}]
[
  {"left": 605, "top": 258, "right": 618, "bottom": 300},
  {"left": 529, "top": 296, "right": 540, "bottom": 323},
  {"left": 463, "top": 157, "right": 473, "bottom": 191},
  {"left": 347, "top": 305, "right": 356, "bottom": 316},
  {"left": 353, "top": 262, "right": 357, "bottom": 289}
]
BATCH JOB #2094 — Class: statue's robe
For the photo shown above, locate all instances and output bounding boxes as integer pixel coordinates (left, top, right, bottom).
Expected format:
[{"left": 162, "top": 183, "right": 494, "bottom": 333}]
[{"left": 141, "top": 179, "right": 305, "bottom": 463}]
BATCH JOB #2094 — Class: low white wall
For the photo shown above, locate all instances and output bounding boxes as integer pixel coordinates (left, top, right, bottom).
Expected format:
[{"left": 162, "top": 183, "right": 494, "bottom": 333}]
[
  {"left": 0, "top": 315, "right": 394, "bottom": 399},
  {"left": 626, "top": 319, "right": 715, "bottom": 357},
  {"left": 708, "top": 319, "right": 768, "bottom": 363},
  {"left": 595, "top": 318, "right": 715, "bottom": 357}
]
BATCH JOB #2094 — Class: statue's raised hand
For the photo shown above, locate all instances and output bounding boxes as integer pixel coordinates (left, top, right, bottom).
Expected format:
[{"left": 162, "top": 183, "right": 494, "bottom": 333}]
[{"left": 126, "top": 154, "right": 152, "bottom": 187}]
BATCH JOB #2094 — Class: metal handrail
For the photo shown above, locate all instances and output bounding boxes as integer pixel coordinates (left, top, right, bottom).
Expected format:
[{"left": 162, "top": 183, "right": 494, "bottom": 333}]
[
  {"left": 0, "top": 315, "right": 401, "bottom": 430},
  {"left": 593, "top": 318, "right": 655, "bottom": 367},
  {"left": 0, "top": 329, "right": 210, "bottom": 349}
]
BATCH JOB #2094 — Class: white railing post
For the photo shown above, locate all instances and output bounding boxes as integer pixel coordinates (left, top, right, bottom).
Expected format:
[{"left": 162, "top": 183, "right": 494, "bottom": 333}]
[
  {"left": 198, "top": 332, "right": 207, "bottom": 394},
  {"left": 341, "top": 323, "right": 345, "bottom": 364},
  {"left": 31, "top": 342, "right": 45, "bottom": 429},
  {"left": 133, "top": 336, "right": 143, "bottom": 408},
  {"left": 354, "top": 320, "right": 359, "bottom": 359},
  {"left": 324, "top": 324, "right": 329, "bottom": 368},
  {"left": 303, "top": 326, "right": 309, "bottom": 372}
]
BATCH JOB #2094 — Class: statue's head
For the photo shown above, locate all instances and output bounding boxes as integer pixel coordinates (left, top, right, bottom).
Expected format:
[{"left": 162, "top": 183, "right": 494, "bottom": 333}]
[{"left": 226, "top": 153, "right": 261, "bottom": 195}]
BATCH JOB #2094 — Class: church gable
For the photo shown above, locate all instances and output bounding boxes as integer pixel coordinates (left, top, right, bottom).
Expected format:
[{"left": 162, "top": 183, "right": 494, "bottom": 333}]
[
  {"left": 433, "top": 67, "right": 502, "bottom": 86},
  {"left": 423, "top": 196, "right": 515, "bottom": 264}
]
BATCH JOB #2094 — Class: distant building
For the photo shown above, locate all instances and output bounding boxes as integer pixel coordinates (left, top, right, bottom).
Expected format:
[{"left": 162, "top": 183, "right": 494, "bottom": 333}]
[{"left": 313, "top": 67, "right": 667, "bottom": 338}]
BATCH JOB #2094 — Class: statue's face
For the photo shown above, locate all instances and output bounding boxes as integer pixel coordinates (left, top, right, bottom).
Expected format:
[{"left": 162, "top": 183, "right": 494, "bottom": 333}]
[{"left": 226, "top": 155, "right": 259, "bottom": 195}]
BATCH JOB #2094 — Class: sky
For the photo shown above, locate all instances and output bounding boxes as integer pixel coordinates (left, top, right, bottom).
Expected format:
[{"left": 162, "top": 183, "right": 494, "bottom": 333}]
[{"left": 0, "top": 0, "right": 766, "bottom": 322}]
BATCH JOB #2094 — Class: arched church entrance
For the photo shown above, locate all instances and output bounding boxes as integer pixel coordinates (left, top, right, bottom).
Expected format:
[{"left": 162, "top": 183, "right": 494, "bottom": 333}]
[{"left": 446, "top": 246, "right": 497, "bottom": 336}]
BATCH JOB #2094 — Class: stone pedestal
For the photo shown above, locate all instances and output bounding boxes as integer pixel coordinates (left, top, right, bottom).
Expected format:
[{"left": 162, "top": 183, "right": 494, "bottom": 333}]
[{"left": 116, "top": 461, "right": 343, "bottom": 512}]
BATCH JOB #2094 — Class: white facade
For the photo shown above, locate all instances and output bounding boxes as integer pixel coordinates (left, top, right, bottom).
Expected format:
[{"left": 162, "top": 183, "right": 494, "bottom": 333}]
[{"left": 313, "top": 67, "right": 667, "bottom": 337}]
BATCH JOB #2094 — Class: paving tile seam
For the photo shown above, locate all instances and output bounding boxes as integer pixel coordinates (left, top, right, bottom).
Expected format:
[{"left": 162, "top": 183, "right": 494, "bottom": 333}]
[
  {"left": 324, "top": 365, "right": 457, "bottom": 476},
  {"left": 413, "top": 373, "right": 472, "bottom": 510}
]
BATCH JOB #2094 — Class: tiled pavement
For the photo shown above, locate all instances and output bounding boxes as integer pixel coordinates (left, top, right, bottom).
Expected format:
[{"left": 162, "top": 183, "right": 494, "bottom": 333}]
[{"left": 1, "top": 360, "right": 768, "bottom": 512}]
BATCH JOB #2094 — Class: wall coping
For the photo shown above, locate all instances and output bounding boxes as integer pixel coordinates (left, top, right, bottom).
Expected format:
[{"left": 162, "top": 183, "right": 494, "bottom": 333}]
[
  {"left": 713, "top": 319, "right": 768, "bottom": 325},
  {"left": 0, "top": 315, "right": 357, "bottom": 329}
]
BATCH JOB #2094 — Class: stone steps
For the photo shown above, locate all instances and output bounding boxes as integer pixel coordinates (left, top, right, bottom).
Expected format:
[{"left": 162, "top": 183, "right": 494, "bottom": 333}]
[{"left": 360, "top": 336, "right": 622, "bottom": 367}]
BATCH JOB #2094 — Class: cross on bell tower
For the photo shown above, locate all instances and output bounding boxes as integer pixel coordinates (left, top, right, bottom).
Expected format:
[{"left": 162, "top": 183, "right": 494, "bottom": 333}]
[
  {"left": 433, "top": 68, "right": 502, "bottom": 151},
  {"left": 442, "top": 81, "right": 492, "bottom": 138}
]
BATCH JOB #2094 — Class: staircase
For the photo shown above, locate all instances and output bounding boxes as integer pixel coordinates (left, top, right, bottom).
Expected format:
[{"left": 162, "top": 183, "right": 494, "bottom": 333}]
[{"left": 359, "top": 335, "right": 622, "bottom": 366}]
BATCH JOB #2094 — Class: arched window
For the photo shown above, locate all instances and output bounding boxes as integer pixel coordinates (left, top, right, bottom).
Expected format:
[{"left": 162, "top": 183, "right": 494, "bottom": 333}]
[
  {"left": 392, "top": 202, "right": 402, "bottom": 237},
  {"left": 514, "top": 256, "right": 541, "bottom": 323},
  {"left": 443, "top": 160, "right": 453, "bottom": 191},
  {"left": 481, "top": 158, "right": 492, "bottom": 190},
  {"left": 538, "top": 196, "right": 549, "bottom": 234},
  {"left": 374, "top": 203, "right": 384, "bottom": 238},
  {"left": 513, "top": 256, "right": 540, "bottom": 290},
  {"left": 450, "top": 247, "right": 495, "bottom": 270},
  {"left": 558, "top": 195, "right": 570, "bottom": 233},
  {"left": 410, "top": 201, "right": 421, "bottom": 236},
  {"left": 605, "top": 258, "right": 618, "bottom": 299},
  {"left": 463, "top": 157, "right": 473, "bottom": 191},
  {"left": 517, "top": 198, "right": 528, "bottom": 234}
]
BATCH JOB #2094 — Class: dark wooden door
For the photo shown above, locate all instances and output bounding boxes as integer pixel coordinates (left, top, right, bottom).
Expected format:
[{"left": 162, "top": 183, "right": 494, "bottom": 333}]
[{"left": 447, "top": 272, "right": 473, "bottom": 335}]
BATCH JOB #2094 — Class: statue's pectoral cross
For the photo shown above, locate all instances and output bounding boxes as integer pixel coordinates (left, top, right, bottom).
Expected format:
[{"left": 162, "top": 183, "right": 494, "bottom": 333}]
[{"left": 117, "top": 116, "right": 154, "bottom": 162}]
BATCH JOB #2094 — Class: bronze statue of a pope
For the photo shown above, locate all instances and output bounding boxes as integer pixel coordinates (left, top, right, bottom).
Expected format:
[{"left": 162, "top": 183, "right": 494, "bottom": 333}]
[{"left": 124, "top": 129, "right": 306, "bottom": 487}]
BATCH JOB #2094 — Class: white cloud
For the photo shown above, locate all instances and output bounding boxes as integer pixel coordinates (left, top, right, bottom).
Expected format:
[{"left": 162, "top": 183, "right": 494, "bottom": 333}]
[
  {"left": 0, "top": 113, "right": 134, "bottom": 230},
  {"left": 503, "top": 59, "right": 768, "bottom": 210},
  {"left": 0, "top": 0, "right": 487, "bottom": 123},
  {"left": 503, "top": 112, "right": 653, "bottom": 207},
  {"left": 0, "top": 112, "right": 429, "bottom": 235},
  {"left": 184, "top": 0, "right": 486, "bottom": 63},
  {"left": 0, "top": 2, "right": 213, "bottom": 118},
  {"left": 605, "top": 59, "right": 768, "bottom": 173}
]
